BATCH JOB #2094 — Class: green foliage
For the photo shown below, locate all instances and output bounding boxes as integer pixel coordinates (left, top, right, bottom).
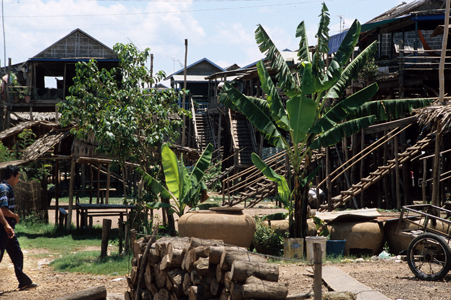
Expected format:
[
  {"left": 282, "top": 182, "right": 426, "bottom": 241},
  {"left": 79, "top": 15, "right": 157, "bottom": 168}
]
[
  {"left": 358, "top": 58, "right": 378, "bottom": 81},
  {"left": 313, "top": 216, "right": 330, "bottom": 238},
  {"left": 220, "top": 3, "right": 379, "bottom": 238},
  {"left": 203, "top": 163, "right": 222, "bottom": 192},
  {"left": 252, "top": 217, "right": 288, "bottom": 256},
  {"left": 140, "top": 143, "right": 214, "bottom": 217},
  {"left": 13, "top": 128, "right": 35, "bottom": 158},
  {"left": 59, "top": 43, "right": 187, "bottom": 175},
  {"left": 0, "top": 141, "right": 13, "bottom": 162}
]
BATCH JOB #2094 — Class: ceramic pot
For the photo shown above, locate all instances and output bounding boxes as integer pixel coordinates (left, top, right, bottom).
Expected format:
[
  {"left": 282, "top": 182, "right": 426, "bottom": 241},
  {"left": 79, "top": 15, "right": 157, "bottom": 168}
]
[{"left": 178, "top": 207, "right": 256, "bottom": 248}]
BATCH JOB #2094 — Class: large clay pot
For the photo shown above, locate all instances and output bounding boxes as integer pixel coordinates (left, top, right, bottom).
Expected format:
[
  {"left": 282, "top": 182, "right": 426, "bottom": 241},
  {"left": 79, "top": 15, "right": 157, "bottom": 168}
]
[
  {"left": 384, "top": 220, "right": 414, "bottom": 255},
  {"left": 178, "top": 208, "right": 255, "bottom": 248},
  {"left": 262, "top": 218, "right": 317, "bottom": 236},
  {"left": 328, "top": 221, "right": 384, "bottom": 255}
]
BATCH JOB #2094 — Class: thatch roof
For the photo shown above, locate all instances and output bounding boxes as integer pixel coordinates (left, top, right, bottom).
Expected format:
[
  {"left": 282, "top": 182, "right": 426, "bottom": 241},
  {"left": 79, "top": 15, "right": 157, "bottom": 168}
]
[
  {"left": 414, "top": 101, "right": 451, "bottom": 130},
  {"left": 21, "top": 130, "right": 71, "bottom": 161},
  {"left": 0, "top": 121, "right": 42, "bottom": 140}
]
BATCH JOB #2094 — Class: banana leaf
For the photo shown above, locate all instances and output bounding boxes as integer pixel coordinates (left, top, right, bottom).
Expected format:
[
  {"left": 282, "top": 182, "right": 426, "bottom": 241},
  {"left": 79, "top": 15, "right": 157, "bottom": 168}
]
[
  {"left": 296, "top": 21, "right": 310, "bottom": 63},
  {"left": 310, "top": 116, "right": 375, "bottom": 149},
  {"left": 191, "top": 143, "right": 213, "bottom": 185},
  {"left": 252, "top": 153, "right": 290, "bottom": 208},
  {"left": 220, "top": 82, "right": 285, "bottom": 148},
  {"left": 301, "top": 62, "right": 316, "bottom": 95},
  {"left": 255, "top": 25, "right": 298, "bottom": 97},
  {"left": 315, "top": 3, "right": 330, "bottom": 56},
  {"left": 326, "top": 40, "right": 378, "bottom": 99},
  {"left": 257, "top": 60, "right": 290, "bottom": 131},
  {"left": 161, "top": 143, "right": 181, "bottom": 199},
  {"left": 331, "top": 20, "right": 361, "bottom": 67},
  {"left": 310, "top": 83, "right": 378, "bottom": 133},
  {"left": 286, "top": 94, "right": 317, "bottom": 144},
  {"left": 349, "top": 98, "right": 434, "bottom": 121},
  {"left": 137, "top": 167, "right": 171, "bottom": 199}
]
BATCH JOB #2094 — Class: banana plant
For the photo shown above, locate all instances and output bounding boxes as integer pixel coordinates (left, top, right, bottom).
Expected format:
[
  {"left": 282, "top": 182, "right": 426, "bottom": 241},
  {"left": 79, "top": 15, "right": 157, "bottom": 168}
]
[
  {"left": 139, "top": 143, "right": 213, "bottom": 217},
  {"left": 219, "top": 3, "right": 379, "bottom": 238}
]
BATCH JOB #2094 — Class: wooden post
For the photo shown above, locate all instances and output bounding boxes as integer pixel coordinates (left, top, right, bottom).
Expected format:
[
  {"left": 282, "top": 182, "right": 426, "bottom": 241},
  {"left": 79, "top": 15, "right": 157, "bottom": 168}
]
[
  {"left": 66, "top": 158, "right": 76, "bottom": 230},
  {"left": 326, "top": 147, "right": 332, "bottom": 210},
  {"left": 439, "top": 0, "right": 450, "bottom": 105},
  {"left": 313, "top": 243, "right": 322, "bottom": 300},
  {"left": 181, "top": 39, "right": 188, "bottom": 146},
  {"left": 97, "top": 163, "right": 101, "bottom": 204},
  {"left": 100, "top": 219, "right": 112, "bottom": 258},
  {"left": 394, "top": 136, "right": 401, "bottom": 209},
  {"left": 422, "top": 158, "right": 427, "bottom": 204},
  {"left": 401, "top": 128, "right": 411, "bottom": 205},
  {"left": 124, "top": 224, "right": 130, "bottom": 254},
  {"left": 55, "top": 159, "right": 60, "bottom": 225},
  {"left": 383, "top": 130, "right": 389, "bottom": 209},
  {"left": 118, "top": 217, "right": 123, "bottom": 254},
  {"left": 106, "top": 164, "right": 111, "bottom": 204},
  {"left": 360, "top": 130, "right": 365, "bottom": 207},
  {"left": 90, "top": 163, "right": 93, "bottom": 204},
  {"left": 432, "top": 122, "right": 442, "bottom": 207}
]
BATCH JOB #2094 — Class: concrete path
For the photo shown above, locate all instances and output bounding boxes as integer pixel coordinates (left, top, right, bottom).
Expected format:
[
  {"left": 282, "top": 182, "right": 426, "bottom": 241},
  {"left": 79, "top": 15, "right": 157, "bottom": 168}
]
[{"left": 322, "top": 266, "right": 390, "bottom": 300}]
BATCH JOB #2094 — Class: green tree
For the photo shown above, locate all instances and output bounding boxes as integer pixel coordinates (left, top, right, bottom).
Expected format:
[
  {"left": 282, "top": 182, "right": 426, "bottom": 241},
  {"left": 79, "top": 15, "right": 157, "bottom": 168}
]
[
  {"left": 59, "top": 43, "right": 188, "bottom": 231},
  {"left": 220, "top": 3, "right": 379, "bottom": 238}
]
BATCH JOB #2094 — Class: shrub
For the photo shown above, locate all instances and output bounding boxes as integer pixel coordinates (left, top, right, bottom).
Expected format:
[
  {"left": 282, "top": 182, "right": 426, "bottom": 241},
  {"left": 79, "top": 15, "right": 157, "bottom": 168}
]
[{"left": 252, "top": 217, "right": 288, "bottom": 257}]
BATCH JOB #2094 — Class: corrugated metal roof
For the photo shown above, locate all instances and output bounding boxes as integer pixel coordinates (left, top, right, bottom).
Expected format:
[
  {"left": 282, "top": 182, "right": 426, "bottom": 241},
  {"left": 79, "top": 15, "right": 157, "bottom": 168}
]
[
  {"left": 365, "top": 0, "right": 429, "bottom": 23},
  {"left": 171, "top": 75, "right": 209, "bottom": 82}
]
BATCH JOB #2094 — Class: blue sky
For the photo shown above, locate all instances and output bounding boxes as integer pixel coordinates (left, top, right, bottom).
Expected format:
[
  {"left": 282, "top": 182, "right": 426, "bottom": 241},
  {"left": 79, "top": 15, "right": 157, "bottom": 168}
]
[{"left": 2, "top": 0, "right": 407, "bottom": 80}]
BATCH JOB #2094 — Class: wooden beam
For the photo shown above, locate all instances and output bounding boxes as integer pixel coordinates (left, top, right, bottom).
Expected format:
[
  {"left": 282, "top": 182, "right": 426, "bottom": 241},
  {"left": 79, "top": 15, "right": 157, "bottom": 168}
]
[{"left": 364, "top": 116, "right": 416, "bottom": 134}]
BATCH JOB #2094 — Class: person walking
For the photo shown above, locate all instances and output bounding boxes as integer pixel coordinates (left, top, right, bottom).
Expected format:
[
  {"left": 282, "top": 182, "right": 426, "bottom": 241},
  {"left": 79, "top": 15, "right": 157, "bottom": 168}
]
[{"left": 0, "top": 165, "right": 38, "bottom": 290}]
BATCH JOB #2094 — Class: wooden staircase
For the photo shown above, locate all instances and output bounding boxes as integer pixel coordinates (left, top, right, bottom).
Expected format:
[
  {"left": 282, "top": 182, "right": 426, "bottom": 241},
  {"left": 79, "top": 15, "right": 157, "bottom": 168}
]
[
  {"left": 229, "top": 112, "right": 255, "bottom": 167},
  {"left": 320, "top": 131, "right": 436, "bottom": 211},
  {"left": 194, "top": 113, "right": 216, "bottom": 152},
  {"left": 222, "top": 149, "right": 324, "bottom": 208}
]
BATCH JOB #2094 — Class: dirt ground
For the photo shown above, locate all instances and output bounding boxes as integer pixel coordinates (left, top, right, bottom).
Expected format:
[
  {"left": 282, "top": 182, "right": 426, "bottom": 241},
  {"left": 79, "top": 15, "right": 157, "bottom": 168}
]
[
  {"left": 3, "top": 205, "right": 451, "bottom": 299},
  {"left": 2, "top": 249, "right": 451, "bottom": 300}
]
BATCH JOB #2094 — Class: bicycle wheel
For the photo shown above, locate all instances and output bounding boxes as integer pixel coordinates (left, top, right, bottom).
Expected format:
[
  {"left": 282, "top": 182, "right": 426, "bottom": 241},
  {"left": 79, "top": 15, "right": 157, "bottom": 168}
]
[{"left": 407, "top": 233, "right": 451, "bottom": 281}]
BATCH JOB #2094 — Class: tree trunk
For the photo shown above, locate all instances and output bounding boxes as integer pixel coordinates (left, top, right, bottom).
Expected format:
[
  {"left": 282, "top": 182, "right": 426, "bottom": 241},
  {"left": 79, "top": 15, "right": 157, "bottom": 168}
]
[{"left": 52, "top": 286, "right": 107, "bottom": 300}]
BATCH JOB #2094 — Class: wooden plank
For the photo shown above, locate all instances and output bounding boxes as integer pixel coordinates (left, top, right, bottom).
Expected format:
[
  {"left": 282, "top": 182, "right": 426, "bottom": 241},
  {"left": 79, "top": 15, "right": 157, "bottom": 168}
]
[
  {"left": 363, "top": 116, "right": 416, "bottom": 134},
  {"left": 322, "top": 266, "right": 390, "bottom": 300}
]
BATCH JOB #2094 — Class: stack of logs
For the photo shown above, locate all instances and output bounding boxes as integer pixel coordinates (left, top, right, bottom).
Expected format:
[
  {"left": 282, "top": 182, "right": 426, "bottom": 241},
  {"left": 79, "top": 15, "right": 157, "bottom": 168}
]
[{"left": 125, "top": 236, "right": 288, "bottom": 300}]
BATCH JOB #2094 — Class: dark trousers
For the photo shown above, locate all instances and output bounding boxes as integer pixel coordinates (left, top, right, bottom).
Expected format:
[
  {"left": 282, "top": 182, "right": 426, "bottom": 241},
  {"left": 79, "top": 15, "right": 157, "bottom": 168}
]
[{"left": 0, "top": 228, "right": 32, "bottom": 289}]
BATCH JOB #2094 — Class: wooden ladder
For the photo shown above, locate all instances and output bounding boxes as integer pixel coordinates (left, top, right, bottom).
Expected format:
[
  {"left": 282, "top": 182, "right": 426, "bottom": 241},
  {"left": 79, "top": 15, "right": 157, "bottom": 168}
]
[{"left": 319, "top": 132, "right": 435, "bottom": 211}]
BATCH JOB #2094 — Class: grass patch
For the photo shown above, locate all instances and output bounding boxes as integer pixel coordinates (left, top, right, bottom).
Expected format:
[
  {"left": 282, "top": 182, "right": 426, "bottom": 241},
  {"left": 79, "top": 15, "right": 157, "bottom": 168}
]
[
  {"left": 15, "top": 222, "right": 129, "bottom": 276},
  {"left": 50, "top": 250, "right": 130, "bottom": 275}
]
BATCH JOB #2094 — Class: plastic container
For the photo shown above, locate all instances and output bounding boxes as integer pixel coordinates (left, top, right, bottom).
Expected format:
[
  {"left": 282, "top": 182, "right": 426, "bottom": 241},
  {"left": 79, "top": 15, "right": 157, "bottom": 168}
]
[
  {"left": 284, "top": 238, "right": 304, "bottom": 259},
  {"left": 305, "top": 236, "right": 327, "bottom": 261},
  {"left": 326, "top": 239, "right": 346, "bottom": 257}
]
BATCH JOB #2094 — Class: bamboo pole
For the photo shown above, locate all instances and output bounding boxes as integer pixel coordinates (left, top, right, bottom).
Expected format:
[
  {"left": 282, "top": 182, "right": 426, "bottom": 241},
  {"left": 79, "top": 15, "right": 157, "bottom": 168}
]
[
  {"left": 439, "top": 0, "right": 450, "bottom": 105},
  {"left": 394, "top": 136, "right": 401, "bottom": 209},
  {"left": 432, "top": 122, "right": 442, "bottom": 207},
  {"left": 182, "top": 39, "right": 188, "bottom": 146},
  {"left": 422, "top": 158, "right": 427, "bottom": 204}
]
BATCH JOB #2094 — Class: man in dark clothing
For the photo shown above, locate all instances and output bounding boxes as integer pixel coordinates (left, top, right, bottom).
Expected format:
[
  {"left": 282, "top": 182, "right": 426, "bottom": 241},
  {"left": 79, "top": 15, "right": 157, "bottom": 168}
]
[{"left": 0, "top": 165, "right": 38, "bottom": 290}]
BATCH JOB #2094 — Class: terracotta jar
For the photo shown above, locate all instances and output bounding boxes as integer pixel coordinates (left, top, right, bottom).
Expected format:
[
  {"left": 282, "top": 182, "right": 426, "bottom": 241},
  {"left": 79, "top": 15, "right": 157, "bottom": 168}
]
[
  {"left": 178, "top": 207, "right": 256, "bottom": 248},
  {"left": 328, "top": 221, "right": 384, "bottom": 255}
]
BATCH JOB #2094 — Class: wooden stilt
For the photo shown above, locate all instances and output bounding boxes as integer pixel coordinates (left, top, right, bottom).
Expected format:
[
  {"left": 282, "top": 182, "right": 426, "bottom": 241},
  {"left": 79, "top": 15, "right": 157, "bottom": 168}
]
[
  {"left": 432, "top": 122, "right": 442, "bottom": 207},
  {"left": 394, "top": 136, "right": 401, "bottom": 210}
]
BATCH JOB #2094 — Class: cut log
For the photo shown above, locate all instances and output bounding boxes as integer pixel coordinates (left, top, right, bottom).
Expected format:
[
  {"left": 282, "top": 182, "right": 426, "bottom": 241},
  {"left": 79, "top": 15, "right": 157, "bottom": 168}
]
[
  {"left": 154, "top": 263, "right": 168, "bottom": 288},
  {"left": 155, "top": 237, "right": 183, "bottom": 257},
  {"left": 131, "top": 266, "right": 139, "bottom": 285},
  {"left": 194, "top": 257, "right": 213, "bottom": 276},
  {"left": 224, "top": 271, "right": 232, "bottom": 289},
  {"left": 158, "top": 287, "right": 170, "bottom": 300},
  {"left": 188, "top": 285, "right": 213, "bottom": 300},
  {"left": 230, "top": 282, "right": 244, "bottom": 300},
  {"left": 148, "top": 248, "right": 160, "bottom": 266},
  {"left": 124, "top": 291, "right": 132, "bottom": 300},
  {"left": 242, "top": 276, "right": 288, "bottom": 299},
  {"left": 231, "top": 261, "right": 279, "bottom": 282},
  {"left": 160, "top": 253, "right": 183, "bottom": 271},
  {"left": 168, "top": 237, "right": 191, "bottom": 254},
  {"left": 210, "top": 278, "right": 223, "bottom": 296},
  {"left": 186, "top": 246, "right": 210, "bottom": 271},
  {"left": 219, "top": 287, "right": 230, "bottom": 300},
  {"left": 51, "top": 286, "right": 107, "bottom": 300},
  {"left": 220, "top": 247, "right": 267, "bottom": 271},
  {"left": 190, "top": 270, "right": 201, "bottom": 285},
  {"left": 144, "top": 265, "right": 154, "bottom": 291},
  {"left": 216, "top": 264, "right": 225, "bottom": 283},
  {"left": 189, "top": 237, "right": 224, "bottom": 250},
  {"left": 168, "top": 248, "right": 184, "bottom": 267},
  {"left": 135, "top": 224, "right": 159, "bottom": 300},
  {"left": 168, "top": 268, "right": 185, "bottom": 297},
  {"left": 183, "top": 272, "right": 191, "bottom": 296},
  {"left": 148, "top": 282, "right": 158, "bottom": 296},
  {"left": 126, "top": 276, "right": 134, "bottom": 290},
  {"left": 141, "top": 289, "right": 152, "bottom": 300},
  {"left": 209, "top": 246, "right": 225, "bottom": 264}
]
